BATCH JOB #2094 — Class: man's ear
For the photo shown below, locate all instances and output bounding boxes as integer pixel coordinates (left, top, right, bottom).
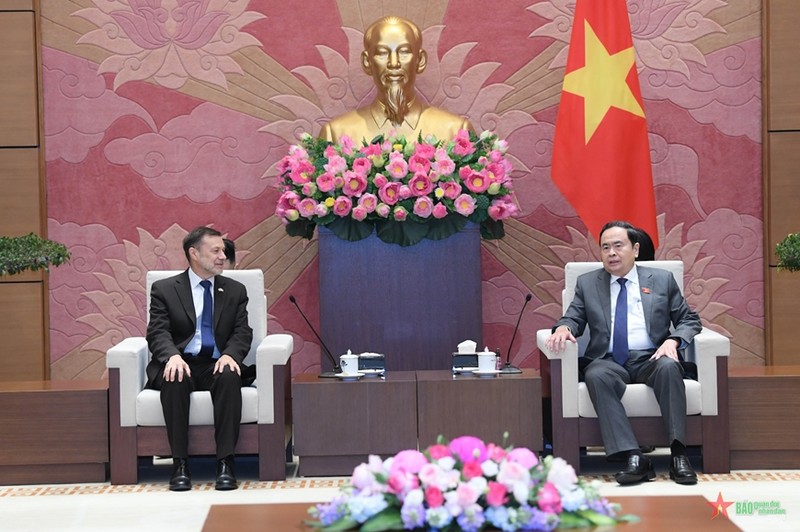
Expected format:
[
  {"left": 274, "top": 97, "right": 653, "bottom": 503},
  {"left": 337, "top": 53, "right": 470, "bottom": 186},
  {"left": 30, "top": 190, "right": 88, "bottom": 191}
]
[
  {"left": 417, "top": 48, "right": 428, "bottom": 73},
  {"left": 361, "top": 50, "right": 372, "bottom": 74},
  {"left": 633, "top": 242, "right": 640, "bottom": 258}
]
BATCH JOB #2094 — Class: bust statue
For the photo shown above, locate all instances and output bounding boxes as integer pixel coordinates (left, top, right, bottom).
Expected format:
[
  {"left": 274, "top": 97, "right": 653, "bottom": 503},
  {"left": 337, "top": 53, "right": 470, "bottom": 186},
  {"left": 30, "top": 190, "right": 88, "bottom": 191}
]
[{"left": 320, "top": 16, "right": 473, "bottom": 144}]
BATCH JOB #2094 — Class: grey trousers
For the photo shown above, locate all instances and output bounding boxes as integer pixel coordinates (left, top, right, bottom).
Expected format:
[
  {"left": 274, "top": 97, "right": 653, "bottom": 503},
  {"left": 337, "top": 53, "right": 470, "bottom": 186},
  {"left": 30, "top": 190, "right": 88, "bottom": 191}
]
[{"left": 583, "top": 350, "right": 686, "bottom": 457}]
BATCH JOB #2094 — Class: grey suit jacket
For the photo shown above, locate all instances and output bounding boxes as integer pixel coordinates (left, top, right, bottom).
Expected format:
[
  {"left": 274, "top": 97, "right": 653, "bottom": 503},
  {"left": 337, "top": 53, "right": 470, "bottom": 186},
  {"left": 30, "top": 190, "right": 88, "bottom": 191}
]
[
  {"left": 145, "top": 270, "right": 253, "bottom": 385},
  {"left": 553, "top": 265, "right": 701, "bottom": 360}
]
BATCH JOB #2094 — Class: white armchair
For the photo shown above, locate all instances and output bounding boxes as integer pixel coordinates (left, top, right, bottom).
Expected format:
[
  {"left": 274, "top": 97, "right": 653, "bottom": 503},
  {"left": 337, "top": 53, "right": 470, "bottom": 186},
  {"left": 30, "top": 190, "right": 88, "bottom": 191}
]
[
  {"left": 106, "top": 269, "right": 293, "bottom": 484},
  {"left": 537, "top": 261, "right": 730, "bottom": 473}
]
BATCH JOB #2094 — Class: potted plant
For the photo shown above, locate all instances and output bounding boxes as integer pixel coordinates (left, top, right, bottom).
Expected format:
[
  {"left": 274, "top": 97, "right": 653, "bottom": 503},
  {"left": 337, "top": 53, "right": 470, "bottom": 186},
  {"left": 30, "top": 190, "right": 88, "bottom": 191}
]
[
  {"left": 776, "top": 232, "right": 800, "bottom": 272},
  {"left": 0, "top": 233, "right": 70, "bottom": 276}
]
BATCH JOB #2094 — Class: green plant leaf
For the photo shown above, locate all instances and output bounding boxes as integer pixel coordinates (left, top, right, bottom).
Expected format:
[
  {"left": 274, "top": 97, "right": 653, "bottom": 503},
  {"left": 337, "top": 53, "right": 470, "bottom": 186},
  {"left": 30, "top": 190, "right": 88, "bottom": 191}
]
[
  {"left": 359, "top": 507, "right": 404, "bottom": 531},
  {"left": 375, "top": 219, "right": 429, "bottom": 247},
  {"left": 557, "top": 512, "right": 592, "bottom": 528},
  {"left": 318, "top": 516, "right": 360, "bottom": 531},
  {"left": 480, "top": 219, "right": 505, "bottom": 240},
  {"left": 0, "top": 233, "right": 70, "bottom": 277},
  {"left": 326, "top": 218, "right": 374, "bottom": 242},
  {"left": 285, "top": 219, "right": 317, "bottom": 240},
  {"left": 425, "top": 214, "right": 468, "bottom": 241},
  {"left": 776, "top": 232, "right": 800, "bottom": 272},
  {"left": 576, "top": 509, "right": 617, "bottom": 526}
]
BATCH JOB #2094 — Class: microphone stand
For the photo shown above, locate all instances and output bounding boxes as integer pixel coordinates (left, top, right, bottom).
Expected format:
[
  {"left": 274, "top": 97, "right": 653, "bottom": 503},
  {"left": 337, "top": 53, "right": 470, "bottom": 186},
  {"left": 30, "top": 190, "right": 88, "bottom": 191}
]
[
  {"left": 499, "top": 293, "right": 532, "bottom": 374},
  {"left": 288, "top": 295, "right": 341, "bottom": 378}
]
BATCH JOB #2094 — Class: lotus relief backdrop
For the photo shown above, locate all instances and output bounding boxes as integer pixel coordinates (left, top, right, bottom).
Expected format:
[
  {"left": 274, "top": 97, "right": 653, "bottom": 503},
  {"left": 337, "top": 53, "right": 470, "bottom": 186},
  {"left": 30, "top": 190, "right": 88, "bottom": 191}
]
[{"left": 40, "top": 0, "right": 763, "bottom": 380}]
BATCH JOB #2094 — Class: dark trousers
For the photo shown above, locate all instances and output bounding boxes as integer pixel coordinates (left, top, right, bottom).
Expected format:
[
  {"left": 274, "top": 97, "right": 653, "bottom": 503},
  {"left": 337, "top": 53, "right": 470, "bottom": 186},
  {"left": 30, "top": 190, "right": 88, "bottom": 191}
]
[
  {"left": 151, "top": 355, "right": 242, "bottom": 459},
  {"left": 583, "top": 350, "right": 686, "bottom": 457}
]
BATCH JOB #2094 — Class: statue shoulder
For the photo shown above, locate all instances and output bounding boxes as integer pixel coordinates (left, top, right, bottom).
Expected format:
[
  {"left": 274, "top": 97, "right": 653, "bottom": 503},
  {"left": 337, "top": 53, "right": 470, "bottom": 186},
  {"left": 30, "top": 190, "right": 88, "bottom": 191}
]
[
  {"left": 418, "top": 106, "right": 473, "bottom": 138},
  {"left": 320, "top": 108, "right": 371, "bottom": 144}
]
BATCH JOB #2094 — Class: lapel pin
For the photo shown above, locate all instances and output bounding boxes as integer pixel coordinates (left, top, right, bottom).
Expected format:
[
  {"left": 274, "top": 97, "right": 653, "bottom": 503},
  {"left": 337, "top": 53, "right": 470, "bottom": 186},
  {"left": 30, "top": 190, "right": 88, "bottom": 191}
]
[
  {"left": 218, "top": 288, "right": 224, "bottom": 292},
  {"left": 641, "top": 287, "right": 651, "bottom": 294}
]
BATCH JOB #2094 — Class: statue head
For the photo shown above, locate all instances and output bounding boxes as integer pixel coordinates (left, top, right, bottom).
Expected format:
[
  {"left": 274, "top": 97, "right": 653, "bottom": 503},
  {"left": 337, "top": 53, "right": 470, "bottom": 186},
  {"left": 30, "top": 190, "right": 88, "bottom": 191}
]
[{"left": 361, "top": 16, "right": 427, "bottom": 125}]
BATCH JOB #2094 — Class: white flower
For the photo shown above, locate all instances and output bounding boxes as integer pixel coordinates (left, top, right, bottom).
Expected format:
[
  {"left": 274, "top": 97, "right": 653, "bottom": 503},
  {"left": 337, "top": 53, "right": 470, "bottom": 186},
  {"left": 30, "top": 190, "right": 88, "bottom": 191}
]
[
  {"left": 481, "top": 459, "right": 499, "bottom": 478},
  {"left": 547, "top": 457, "right": 578, "bottom": 494},
  {"left": 405, "top": 488, "right": 424, "bottom": 506}
]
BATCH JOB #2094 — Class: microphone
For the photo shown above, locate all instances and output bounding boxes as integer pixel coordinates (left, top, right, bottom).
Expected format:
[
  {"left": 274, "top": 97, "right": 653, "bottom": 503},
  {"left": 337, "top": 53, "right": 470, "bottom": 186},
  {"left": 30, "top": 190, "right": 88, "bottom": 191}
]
[
  {"left": 499, "top": 293, "right": 532, "bottom": 374},
  {"left": 288, "top": 294, "right": 341, "bottom": 378}
]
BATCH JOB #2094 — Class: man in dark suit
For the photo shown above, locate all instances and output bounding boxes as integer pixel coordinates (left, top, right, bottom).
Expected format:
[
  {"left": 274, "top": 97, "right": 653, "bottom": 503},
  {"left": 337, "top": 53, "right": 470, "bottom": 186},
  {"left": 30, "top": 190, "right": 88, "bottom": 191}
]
[
  {"left": 546, "top": 220, "right": 701, "bottom": 485},
  {"left": 146, "top": 226, "right": 253, "bottom": 491}
]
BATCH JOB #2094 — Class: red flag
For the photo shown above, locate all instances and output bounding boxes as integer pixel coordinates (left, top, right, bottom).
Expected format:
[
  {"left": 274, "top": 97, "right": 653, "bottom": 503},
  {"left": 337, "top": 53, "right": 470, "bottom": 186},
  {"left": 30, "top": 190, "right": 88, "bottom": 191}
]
[{"left": 551, "top": 0, "right": 658, "bottom": 247}]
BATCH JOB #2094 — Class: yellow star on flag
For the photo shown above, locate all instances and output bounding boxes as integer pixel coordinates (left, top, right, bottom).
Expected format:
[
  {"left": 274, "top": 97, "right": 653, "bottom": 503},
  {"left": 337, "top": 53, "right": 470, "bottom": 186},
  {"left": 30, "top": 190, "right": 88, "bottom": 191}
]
[{"left": 562, "top": 20, "right": 645, "bottom": 144}]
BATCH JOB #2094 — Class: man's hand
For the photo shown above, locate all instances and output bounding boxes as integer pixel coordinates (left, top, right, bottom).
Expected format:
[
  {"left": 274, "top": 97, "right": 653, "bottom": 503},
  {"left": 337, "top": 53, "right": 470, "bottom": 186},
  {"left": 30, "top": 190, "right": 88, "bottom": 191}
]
[
  {"left": 545, "top": 326, "right": 577, "bottom": 353},
  {"left": 650, "top": 338, "right": 680, "bottom": 361},
  {"left": 164, "top": 354, "right": 190, "bottom": 382},
  {"left": 214, "top": 354, "right": 241, "bottom": 375}
]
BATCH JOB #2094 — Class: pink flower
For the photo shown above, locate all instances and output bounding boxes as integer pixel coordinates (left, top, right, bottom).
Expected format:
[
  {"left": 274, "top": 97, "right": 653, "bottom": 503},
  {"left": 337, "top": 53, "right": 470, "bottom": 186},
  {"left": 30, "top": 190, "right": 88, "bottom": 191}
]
[
  {"left": 387, "top": 471, "right": 419, "bottom": 497},
  {"left": 408, "top": 172, "right": 434, "bottom": 196},
  {"left": 278, "top": 190, "right": 300, "bottom": 210},
  {"left": 301, "top": 182, "right": 317, "bottom": 196},
  {"left": 333, "top": 175, "right": 345, "bottom": 190},
  {"left": 378, "top": 182, "right": 401, "bottom": 205},
  {"left": 390, "top": 450, "right": 429, "bottom": 476},
  {"left": 393, "top": 206, "right": 408, "bottom": 221},
  {"left": 324, "top": 154, "right": 346, "bottom": 175},
  {"left": 289, "top": 160, "right": 314, "bottom": 184},
  {"left": 323, "top": 145, "right": 338, "bottom": 158},
  {"left": 461, "top": 460, "right": 482, "bottom": 480},
  {"left": 488, "top": 199, "right": 518, "bottom": 221},
  {"left": 352, "top": 206, "right": 367, "bottom": 221},
  {"left": 432, "top": 202, "right": 448, "bottom": 219},
  {"left": 352, "top": 157, "right": 372, "bottom": 176},
  {"left": 343, "top": 171, "right": 367, "bottom": 197},
  {"left": 439, "top": 181, "right": 462, "bottom": 200},
  {"left": 432, "top": 157, "right": 456, "bottom": 176},
  {"left": 453, "top": 129, "right": 476, "bottom": 157},
  {"left": 339, "top": 135, "right": 354, "bottom": 155},
  {"left": 373, "top": 173, "right": 388, "bottom": 188},
  {"left": 453, "top": 482, "right": 481, "bottom": 507},
  {"left": 351, "top": 463, "right": 379, "bottom": 494},
  {"left": 399, "top": 185, "right": 413, "bottom": 200},
  {"left": 408, "top": 153, "right": 432, "bottom": 173},
  {"left": 425, "top": 486, "right": 444, "bottom": 508},
  {"left": 314, "top": 203, "right": 329, "bottom": 217},
  {"left": 376, "top": 203, "right": 391, "bottom": 218},
  {"left": 464, "top": 170, "right": 490, "bottom": 193},
  {"left": 361, "top": 143, "right": 382, "bottom": 156},
  {"left": 485, "top": 161, "right": 506, "bottom": 182},
  {"left": 414, "top": 142, "right": 436, "bottom": 160},
  {"left": 507, "top": 447, "right": 538, "bottom": 469},
  {"left": 316, "top": 172, "right": 336, "bottom": 193},
  {"left": 537, "top": 482, "right": 562, "bottom": 514},
  {"left": 413, "top": 197, "right": 434, "bottom": 218},
  {"left": 454, "top": 194, "right": 476, "bottom": 216},
  {"left": 333, "top": 196, "right": 352, "bottom": 217},
  {"left": 297, "top": 198, "right": 317, "bottom": 218},
  {"left": 358, "top": 193, "right": 378, "bottom": 213},
  {"left": 449, "top": 436, "right": 487, "bottom": 463},
  {"left": 426, "top": 444, "right": 452, "bottom": 460},
  {"left": 486, "top": 481, "right": 509, "bottom": 507},
  {"left": 546, "top": 457, "right": 578, "bottom": 493},
  {"left": 386, "top": 152, "right": 409, "bottom": 179},
  {"left": 486, "top": 443, "right": 507, "bottom": 462}
]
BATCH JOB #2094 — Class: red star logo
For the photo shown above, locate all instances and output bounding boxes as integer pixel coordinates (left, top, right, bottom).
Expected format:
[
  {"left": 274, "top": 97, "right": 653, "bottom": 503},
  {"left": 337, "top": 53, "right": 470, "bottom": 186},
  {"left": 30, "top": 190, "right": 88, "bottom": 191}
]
[{"left": 707, "top": 491, "right": 734, "bottom": 519}]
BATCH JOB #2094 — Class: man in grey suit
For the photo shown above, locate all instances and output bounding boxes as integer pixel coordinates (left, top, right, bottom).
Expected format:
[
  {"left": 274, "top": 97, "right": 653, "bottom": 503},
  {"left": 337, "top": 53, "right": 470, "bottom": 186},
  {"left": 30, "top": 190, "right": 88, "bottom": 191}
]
[
  {"left": 146, "top": 226, "right": 253, "bottom": 491},
  {"left": 546, "top": 220, "right": 701, "bottom": 485}
]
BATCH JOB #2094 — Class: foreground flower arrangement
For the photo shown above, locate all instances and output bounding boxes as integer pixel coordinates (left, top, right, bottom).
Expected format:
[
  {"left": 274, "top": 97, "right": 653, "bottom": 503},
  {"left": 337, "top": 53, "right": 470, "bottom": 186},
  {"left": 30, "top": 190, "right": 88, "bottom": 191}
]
[
  {"left": 306, "top": 436, "right": 636, "bottom": 531},
  {"left": 276, "top": 130, "right": 518, "bottom": 247}
]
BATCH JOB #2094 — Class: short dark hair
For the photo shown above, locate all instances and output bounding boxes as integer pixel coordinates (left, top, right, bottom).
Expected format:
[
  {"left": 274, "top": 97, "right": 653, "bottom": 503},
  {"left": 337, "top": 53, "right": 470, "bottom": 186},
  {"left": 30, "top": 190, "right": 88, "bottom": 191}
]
[
  {"left": 631, "top": 227, "right": 656, "bottom": 261},
  {"left": 598, "top": 220, "right": 638, "bottom": 247},
  {"left": 182, "top": 226, "right": 222, "bottom": 262},
  {"left": 223, "top": 238, "right": 236, "bottom": 266}
]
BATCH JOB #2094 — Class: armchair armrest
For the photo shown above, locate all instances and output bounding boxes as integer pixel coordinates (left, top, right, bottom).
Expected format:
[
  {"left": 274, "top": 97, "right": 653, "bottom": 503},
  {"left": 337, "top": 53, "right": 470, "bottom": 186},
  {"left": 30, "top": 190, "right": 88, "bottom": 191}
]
[
  {"left": 255, "top": 333, "right": 293, "bottom": 424},
  {"left": 106, "top": 337, "right": 149, "bottom": 427},
  {"left": 687, "top": 327, "right": 730, "bottom": 416},
  {"left": 537, "top": 329, "right": 580, "bottom": 418}
]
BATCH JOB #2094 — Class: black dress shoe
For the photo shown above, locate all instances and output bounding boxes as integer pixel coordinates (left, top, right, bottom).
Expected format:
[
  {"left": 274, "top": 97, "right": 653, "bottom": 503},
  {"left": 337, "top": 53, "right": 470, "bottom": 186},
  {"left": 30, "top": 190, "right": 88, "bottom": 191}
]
[
  {"left": 670, "top": 454, "right": 698, "bottom": 485},
  {"left": 215, "top": 456, "right": 238, "bottom": 491},
  {"left": 614, "top": 454, "right": 655, "bottom": 485},
  {"left": 169, "top": 458, "right": 191, "bottom": 492}
]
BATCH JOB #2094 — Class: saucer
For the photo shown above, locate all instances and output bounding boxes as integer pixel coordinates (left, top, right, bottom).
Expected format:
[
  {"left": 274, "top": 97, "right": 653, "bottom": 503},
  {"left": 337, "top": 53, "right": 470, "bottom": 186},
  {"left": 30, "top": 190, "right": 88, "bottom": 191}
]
[
  {"left": 473, "top": 369, "right": 501, "bottom": 377},
  {"left": 453, "top": 367, "right": 479, "bottom": 375},
  {"left": 359, "top": 368, "right": 385, "bottom": 377},
  {"left": 335, "top": 372, "right": 364, "bottom": 381}
]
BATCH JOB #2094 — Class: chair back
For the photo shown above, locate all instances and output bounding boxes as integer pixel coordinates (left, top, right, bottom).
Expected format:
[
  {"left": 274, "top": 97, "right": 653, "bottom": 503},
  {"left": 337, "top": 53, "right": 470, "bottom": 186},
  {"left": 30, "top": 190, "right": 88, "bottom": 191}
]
[{"left": 145, "top": 270, "right": 267, "bottom": 365}]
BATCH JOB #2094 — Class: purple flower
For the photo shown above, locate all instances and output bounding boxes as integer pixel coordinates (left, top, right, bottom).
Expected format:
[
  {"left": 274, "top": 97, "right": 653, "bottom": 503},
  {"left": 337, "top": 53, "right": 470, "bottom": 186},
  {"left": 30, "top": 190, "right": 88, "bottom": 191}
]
[
  {"left": 457, "top": 503, "right": 486, "bottom": 532},
  {"left": 401, "top": 502, "right": 426, "bottom": 529}
]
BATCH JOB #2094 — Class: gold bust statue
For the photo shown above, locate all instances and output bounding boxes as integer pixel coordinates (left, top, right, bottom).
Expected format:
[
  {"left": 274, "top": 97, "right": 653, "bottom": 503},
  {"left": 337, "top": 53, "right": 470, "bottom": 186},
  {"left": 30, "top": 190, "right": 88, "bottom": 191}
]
[{"left": 320, "top": 16, "right": 473, "bottom": 144}]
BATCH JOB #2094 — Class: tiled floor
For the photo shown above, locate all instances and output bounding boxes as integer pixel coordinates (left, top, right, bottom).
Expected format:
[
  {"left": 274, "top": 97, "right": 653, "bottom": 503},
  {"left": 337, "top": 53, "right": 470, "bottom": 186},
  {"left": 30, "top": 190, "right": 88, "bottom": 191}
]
[{"left": 1, "top": 456, "right": 799, "bottom": 531}]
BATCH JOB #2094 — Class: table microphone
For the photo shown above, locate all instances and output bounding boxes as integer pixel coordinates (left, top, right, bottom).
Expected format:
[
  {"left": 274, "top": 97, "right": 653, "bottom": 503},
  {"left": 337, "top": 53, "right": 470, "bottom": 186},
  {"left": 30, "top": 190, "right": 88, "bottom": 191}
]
[
  {"left": 288, "top": 295, "right": 341, "bottom": 378},
  {"left": 499, "top": 293, "right": 532, "bottom": 374}
]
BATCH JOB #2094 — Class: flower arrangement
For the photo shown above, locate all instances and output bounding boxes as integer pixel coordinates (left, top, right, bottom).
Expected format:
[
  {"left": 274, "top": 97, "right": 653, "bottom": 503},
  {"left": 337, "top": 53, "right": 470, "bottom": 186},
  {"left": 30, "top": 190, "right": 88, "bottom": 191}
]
[
  {"left": 306, "top": 436, "right": 636, "bottom": 531},
  {"left": 276, "top": 130, "right": 518, "bottom": 247}
]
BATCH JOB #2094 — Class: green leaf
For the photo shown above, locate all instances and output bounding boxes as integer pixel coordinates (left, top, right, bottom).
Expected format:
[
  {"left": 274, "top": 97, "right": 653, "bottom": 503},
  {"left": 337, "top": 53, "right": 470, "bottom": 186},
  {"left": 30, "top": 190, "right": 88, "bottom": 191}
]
[
  {"left": 285, "top": 219, "right": 317, "bottom": 240},
  {"left": 325, "top": 218, "right": 374, "bottom": 242},
  {"left": 319, "top": 516, "right": 360, "bottom": 531},
  {"left": 425, "top": 214, "right": 468, "bottom": 241},
  {"left": 576, "top": 509, "right": 617, "bottom": 526},
  {"left": 616, "top": 513, "right": 641, "bottom": 523},
  {"left": 480, "top": 219, "right": 505, "bottom": 240},
  {"left": 0, "top": 233, "right": 71, "bottom": 277},
  {"left": 556, "top": 512, "right": 592, "bottom": 528},
  {"left": 359, "top": 507, "right": 404, "bottom": 531},
  {"left": 375, "top": 219, "right": 429, "bottom": 247}
]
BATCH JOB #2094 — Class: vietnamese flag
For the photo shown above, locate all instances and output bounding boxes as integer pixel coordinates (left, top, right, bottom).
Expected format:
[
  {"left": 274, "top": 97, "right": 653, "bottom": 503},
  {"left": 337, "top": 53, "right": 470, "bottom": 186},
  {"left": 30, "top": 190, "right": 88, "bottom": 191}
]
[{"left": 551, "top": 0, "right": 658, "bottom": 247}]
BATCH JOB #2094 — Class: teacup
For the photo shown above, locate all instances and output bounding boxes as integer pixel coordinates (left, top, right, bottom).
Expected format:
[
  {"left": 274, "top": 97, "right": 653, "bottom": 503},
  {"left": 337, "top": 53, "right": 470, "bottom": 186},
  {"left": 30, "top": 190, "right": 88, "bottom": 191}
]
[
  {"left": 477, "top": 351, "right": 497, "bottom": 372},
  {"left": 340, "top": 353, "right": 359, "bottom": 375}
]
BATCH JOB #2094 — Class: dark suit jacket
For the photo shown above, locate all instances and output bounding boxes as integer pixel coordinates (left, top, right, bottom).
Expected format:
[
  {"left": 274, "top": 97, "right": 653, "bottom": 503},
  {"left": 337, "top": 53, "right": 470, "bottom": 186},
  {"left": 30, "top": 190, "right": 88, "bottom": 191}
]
[
  {"left": 145, "top": 270, "right": 253, "bottom": 386},
  {"left": 554, "top": 265, "right": 701, "bottom": 361}
]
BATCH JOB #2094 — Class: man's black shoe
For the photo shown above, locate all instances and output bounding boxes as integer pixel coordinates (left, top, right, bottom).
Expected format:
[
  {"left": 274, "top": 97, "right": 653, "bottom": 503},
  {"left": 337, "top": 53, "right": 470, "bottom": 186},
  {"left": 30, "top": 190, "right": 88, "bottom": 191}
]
[
  {"left": 614, "top": 454, "right": 655, "bottom": 485},
  {"left": 669, "top": 454, "right": 698, "bottom": 485},
  {"left": 215, "top": 456, "right": 238, "bottom": 491},
  {"left": 169, "top": 458, "right": 191, "bottom": 492}
]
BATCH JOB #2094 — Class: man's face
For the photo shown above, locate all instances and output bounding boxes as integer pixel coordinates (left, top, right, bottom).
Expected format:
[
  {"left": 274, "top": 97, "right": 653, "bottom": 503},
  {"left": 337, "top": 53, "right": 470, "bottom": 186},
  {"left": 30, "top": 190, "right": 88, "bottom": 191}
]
[
  {"left": 362, "top": 22, "right": 425, "bottom": 99},
  {"left": 599, "top": 226, "right": 639, "bottom": 277},
  {"left": 189, "top": 235, "right": 226, "bottom": 278}
]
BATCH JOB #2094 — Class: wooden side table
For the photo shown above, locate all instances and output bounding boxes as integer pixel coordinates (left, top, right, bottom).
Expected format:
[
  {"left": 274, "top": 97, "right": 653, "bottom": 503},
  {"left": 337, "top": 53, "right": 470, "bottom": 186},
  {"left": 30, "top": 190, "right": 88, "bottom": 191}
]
[
  {"left": 292, "top": 372, "right": 417, "bottom": 476},
  {"left": 416, "top": 369, "right": 542, "bottom": 451},
  {"left": 0, "top": 380, "right": 108, "bottom": 484}
]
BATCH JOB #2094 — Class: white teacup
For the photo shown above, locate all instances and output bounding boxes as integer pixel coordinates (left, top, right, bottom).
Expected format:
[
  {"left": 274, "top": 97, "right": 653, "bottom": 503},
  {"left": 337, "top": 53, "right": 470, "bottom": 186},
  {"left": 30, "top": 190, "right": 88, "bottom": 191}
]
[
  {"left": 478, "top": 351, "right": 497, "bottom": 372},
  {"left": 340, "top": 353, "right": 359, "bottom": 375}
]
